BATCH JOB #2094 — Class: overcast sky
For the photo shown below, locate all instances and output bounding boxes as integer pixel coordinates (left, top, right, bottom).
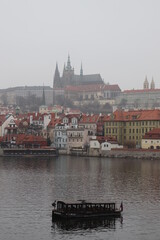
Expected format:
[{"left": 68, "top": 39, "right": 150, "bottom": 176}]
[{"left": 0, "top": 0, "right": 160, "bottom": 90}]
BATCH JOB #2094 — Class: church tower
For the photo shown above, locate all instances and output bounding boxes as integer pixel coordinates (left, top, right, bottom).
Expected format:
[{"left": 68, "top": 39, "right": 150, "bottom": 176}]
[
  {"left": 80, "top": 62, "right": 83, "bottom": 76},
  {"left": 42, "top": 85, "right": 46, "bottom": 105},
  {"left": 150, "top": 77, "right": 155, "bottom": 89},
  {"left": 62, "top": 55, "right": 74, "bottom": 86},
  {"left": 143, "top": 76, "right": 149, "bottom": 89},
  {"left": 53, "top": 63, "right": 61, "bottom": 88}
]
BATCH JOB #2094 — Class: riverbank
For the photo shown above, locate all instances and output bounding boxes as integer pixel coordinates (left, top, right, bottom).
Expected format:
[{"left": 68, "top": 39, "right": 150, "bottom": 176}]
[
  {"left": 59, "top": 148, "right": 160, "bottom": 160},
  {"left": 1, "top": 148, "right": 159, "bottom": 160}
]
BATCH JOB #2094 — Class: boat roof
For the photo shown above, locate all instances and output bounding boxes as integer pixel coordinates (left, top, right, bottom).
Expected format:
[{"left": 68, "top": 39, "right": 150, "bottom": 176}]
[{"left": 57, "top": 200, "right": 116, "bottom": 205}]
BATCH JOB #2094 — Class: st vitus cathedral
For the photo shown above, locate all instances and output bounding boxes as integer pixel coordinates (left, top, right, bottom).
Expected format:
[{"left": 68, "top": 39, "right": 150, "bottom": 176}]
[{"left": 53, "top": 55, "right": 104, "bottom": 89}]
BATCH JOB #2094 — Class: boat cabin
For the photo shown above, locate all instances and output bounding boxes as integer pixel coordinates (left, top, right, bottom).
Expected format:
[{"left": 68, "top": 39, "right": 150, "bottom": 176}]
[{"left": 56, "top": 200, "right": 116, "bottom": 213}]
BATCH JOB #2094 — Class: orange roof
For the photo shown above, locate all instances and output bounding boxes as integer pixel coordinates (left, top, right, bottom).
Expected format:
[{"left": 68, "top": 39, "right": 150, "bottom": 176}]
[
  {"left": 48, "top": 118, "right": 61, "bottom": 127},
  {"left": 65, "top": 84, "right": 121, "bottom": 92},
  {"left": 62, "top": 113, "right": 81, "bottom": 119},
  {"left": 143, "top": 128, "right": 160, "bottom": 139},
  {"left": 79, "top": 114, "right": 99, "bottom": 123},
  {"left": 123, "top": 88, "right": 160, "bottom": 94},
  {"left": 16, "top": 134, "right": 46, "bottom": 144},
  {"left": 105, "top": 109, "right": 160, "bottom": 122}
]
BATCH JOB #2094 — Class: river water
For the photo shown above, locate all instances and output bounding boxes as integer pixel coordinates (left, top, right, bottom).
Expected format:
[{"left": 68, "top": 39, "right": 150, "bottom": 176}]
[{"left": 0, "top": 155, "right": 160, "bottom": 240}]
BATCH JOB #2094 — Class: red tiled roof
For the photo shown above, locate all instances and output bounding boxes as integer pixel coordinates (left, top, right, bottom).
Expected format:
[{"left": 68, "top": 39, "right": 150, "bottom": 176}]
[
  {"left": 16, "top": 134, "right": 47, "bottom": 145},
  {"left": 62, "top": 113, "right": 81, "bottom": 119},
  {"left": 79, "top": 114, "right": 99, "bottom": 123},
  {"left": 104, "top": 109, "right": 160, "bottom": 122},
  {"left": 48, "top": 118, "right": 61, "bottom": 127},
  {"left": 65, "top": 84, "right": 121, "bottom": 92},
  {"left": 123, "top": 88, "right": 160, "bottom": 94},
  {"left": 143, "top": 128, "right": 160, "bottom": 139}
]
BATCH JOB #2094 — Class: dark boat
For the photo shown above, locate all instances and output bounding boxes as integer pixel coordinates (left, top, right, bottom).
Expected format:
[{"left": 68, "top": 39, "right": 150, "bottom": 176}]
[
  {"left": 2, "top": 147, "right": 58, "bottom": 157},
  {"left": 52, "top": 200, "right": 123, "bottom": 221}
]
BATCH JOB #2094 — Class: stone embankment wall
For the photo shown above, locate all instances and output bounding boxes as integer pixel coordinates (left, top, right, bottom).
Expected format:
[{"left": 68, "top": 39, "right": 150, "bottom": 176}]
[
  {"left": 0, "top": 149, "right": 3, "bottom": 156},
  {"left": 0, "top": 148, "right": 159, "bottom": 160},
  {"left": 60, "top": 148, "right": 160, "bottom": 159},
  {"left": 95, "top": 149, "right": 160, "bottom": 159}
]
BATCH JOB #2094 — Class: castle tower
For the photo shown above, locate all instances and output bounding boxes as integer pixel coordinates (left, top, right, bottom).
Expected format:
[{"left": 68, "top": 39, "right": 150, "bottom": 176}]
[
  {"left": 66, "top": 54, "right": 72, "bottom": 70},
  {"left": 53, "top": 63, "right": 61, "bottom": 88},
  {"left": 143, "top": 76, "right": 149, "bottom": 89},
  {"left": 80, "top": 62, "right": 83, "bottom": 76},
  {"left": 42, "top": 85, "right": 46, "bottom": 105},
  {"left": 62, "top": 55, "right": 74, "bottom": 86},
  {"left": 150, "top": 77, "right": 155, "bottom": 89}
]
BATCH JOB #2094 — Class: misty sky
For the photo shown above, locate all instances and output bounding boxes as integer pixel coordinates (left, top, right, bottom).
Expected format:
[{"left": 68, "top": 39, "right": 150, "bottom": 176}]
[{"left": 0, "top": 0, "right": 160, "bottom": 90}]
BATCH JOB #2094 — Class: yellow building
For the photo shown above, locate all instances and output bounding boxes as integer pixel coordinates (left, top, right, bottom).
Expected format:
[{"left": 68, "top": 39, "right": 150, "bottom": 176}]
[{"left": 104, "top": 109, "right": 160, "bottom": 147}]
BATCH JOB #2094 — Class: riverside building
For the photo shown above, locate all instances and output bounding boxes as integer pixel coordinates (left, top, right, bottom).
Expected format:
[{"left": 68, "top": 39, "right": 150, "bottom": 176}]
[{"left": 104, "top": 109, "right": 160, "bottom": 148}]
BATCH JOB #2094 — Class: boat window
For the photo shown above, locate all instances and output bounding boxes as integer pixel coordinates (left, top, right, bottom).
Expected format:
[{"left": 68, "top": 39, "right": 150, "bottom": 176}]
[
  {"left": 57, "top": 202, "right": 63, "bottom": 209},
  {"left": 71, "top": 205, "right": 76, "bottom": 209}
]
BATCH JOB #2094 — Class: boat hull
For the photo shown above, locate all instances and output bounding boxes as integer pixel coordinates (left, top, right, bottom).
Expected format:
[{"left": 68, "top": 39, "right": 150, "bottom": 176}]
[{"left": 52, "top": 210, "right": 122, "bottom": 221}]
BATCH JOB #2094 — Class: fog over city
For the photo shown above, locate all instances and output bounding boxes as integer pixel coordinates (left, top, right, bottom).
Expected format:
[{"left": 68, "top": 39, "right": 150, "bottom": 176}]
[{"left": 0, "top": 0, "right": 160, "bottom": 90}]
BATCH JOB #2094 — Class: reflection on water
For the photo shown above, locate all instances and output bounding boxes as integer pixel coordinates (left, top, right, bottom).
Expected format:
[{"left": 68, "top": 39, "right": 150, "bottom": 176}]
[{"left": 52, "top": 217, "right": 123, "bottom": 231}]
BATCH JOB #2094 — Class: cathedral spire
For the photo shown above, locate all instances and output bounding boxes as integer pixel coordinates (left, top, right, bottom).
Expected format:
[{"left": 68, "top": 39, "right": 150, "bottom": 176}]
[
  {"left": 80, "top": 62, "right": 83, "bottom": 76},
  {"left": 53, "top": 62, "right": 61, "bottom": 88},
  {"left": 150, "top": 77, "right": 155, "bottom": 89},
  {"left": 143, "top": 75, "right": 149, "bottom": 89},
  {"left": 66, "top": 54, "right": 72, "bottom": 70},
  {"left": 42, "top": 84, "right": 46, "bottom": 105}
]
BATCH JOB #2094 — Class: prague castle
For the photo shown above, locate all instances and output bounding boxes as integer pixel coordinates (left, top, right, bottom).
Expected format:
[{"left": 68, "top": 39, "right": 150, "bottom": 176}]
[{"left": 53, "top": 55, "right": 104, "bottom": 89}]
